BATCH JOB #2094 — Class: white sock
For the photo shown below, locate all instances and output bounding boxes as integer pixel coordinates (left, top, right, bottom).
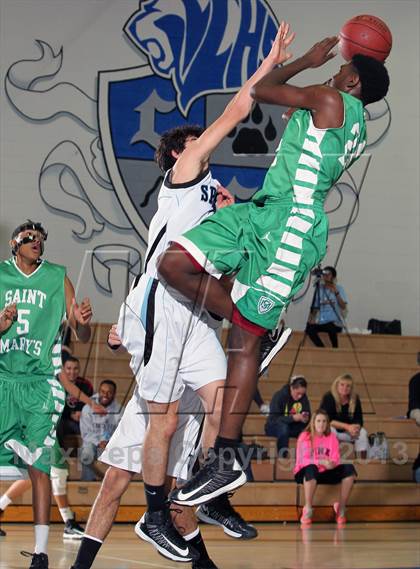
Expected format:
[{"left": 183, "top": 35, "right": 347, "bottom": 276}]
[
  {"left": 59, "top": 507, "right": 74, "bottom": 523},
  {"left": 0, "top": 495, "right": 13, "bottom": 511},
  {"left": 34, "top": 525, "right": 49, "bottom": 554},
  {"left": 184, "top": 528, "right": 200, "bottom": 541}
]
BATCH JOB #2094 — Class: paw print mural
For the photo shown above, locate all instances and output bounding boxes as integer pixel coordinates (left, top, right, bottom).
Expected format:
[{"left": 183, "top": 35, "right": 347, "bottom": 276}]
[{"left": 228, "top": 104, "right": 278, "bottom": 154}]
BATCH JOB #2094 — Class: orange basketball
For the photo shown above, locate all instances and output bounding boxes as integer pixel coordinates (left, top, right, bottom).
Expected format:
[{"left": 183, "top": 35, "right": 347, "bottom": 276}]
[{"left": 339, "top": 14, "right": 392, "bottom": 62}]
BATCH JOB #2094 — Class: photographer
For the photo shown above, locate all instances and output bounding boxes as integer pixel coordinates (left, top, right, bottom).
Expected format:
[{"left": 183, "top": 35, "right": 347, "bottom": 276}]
[{"left": 306, "top": 266, "right": 348, "bottom": 348}]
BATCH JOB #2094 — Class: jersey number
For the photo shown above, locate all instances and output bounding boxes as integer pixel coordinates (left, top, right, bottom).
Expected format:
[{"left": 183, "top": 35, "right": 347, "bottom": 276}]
[{"left": 16, "top": 309, "right": 30, "bottom": 335}]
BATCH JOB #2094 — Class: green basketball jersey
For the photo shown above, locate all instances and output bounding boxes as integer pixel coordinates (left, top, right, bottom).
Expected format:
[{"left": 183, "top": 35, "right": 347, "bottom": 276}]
[
  {"left": 0, "top": 258, "right": 66, "bottom": 380},
  {"left": 253, "top": 92, "right": 367, "bottom": 208}
]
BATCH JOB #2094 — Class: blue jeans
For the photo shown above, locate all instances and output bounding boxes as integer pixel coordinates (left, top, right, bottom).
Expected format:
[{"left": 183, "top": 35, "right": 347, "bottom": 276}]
[
  {"left": 265, "top": 420, "right": 306, "bottom": 456},
  {"left": 80, "top": 442, "right": 99, "bottom": 481}
]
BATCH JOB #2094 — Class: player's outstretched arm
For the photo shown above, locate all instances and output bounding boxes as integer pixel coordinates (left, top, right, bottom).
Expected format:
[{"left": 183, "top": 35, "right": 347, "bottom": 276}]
[
  {"left": 58, "top": 372, "right": 107, "bottom": 415},
  {"left": 171, "top": 21, "right": 295, "bottom": 183},
  {"left": 64, "top": 276, "right": 92, "bottom": 343},
  {"left": 251, "top": 36, "right": 343, "bottom": 128}
]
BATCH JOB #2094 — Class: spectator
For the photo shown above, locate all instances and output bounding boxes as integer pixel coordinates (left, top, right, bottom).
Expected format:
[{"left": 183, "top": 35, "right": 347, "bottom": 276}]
[
  {"left": 294, "top": 409, "right": 357, "bottom": 525},
  {"left": 407, "top": 372, "right": 420, "bottom": 426},
  {"left": 306, "top": 266, "right": 348, "bottom": 348},
  {"left": 265, "top": 376, "right": 311, "bottom": 457},
  {"left": 413, "top": 453, "right": 420, "bottom": 483},
  {"left": 61, "top": 323, "right": 73, "bottom": 364},
  {"left": 57, "top": 356, "right": 94, "bottom": 441},
  {"left": 320, "top": 373, "right": 369, "bottom": 458},
  {"left": 80, "top": 380, "right": 122, "bottom": 481}
]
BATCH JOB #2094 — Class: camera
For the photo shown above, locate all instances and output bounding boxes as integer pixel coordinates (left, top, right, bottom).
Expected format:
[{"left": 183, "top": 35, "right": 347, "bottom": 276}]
[{"left": 311, "top": 267, "right": 326, "bottom": 278}]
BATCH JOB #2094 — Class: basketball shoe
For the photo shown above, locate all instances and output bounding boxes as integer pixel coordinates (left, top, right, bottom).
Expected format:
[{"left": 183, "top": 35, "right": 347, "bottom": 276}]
[
  {"left": 63, "top": 517, "right": 84, "bottom": 539},
  {"left": 20, "top": 551, "right": 48, "bottom": 568},
  {"left": 170, "top": 451, "right": 247, "bottom": 507},
  {"left": 135, "top": 508, "right": 198, "bottom": 562},
  {"left": 196, "top": 494, "right": 257, "bottom": 539},
  {"left": 259, "top": 325, "right": 292, "bottom": 376}
]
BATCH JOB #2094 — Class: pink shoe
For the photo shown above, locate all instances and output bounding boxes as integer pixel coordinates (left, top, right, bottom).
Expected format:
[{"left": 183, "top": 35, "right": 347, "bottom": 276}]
[
  {"left": 333, "top": 502, "right": 347, "bottom": 524},
  {"left": 300, "top": 506, "right": 313, "bottom": 525}
]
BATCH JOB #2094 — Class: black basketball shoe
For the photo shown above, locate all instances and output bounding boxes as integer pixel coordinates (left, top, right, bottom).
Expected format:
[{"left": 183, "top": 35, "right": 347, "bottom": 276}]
[
  {"left": 170, "top": 453, "right": 247, "bottom": 507},
  {"left": 135, "top": 509, "right": 198, "bottom": 562},
  {"left": 63, "top": 517, "right": 84, "bottom": 539},
  {"left": 196, "top": 494, "right": 258, "bottom": 540},
  {"left": 20, "top": 551, "right": 49, "bottom": 568},
  {"left": 259, "top": 325, "right": 292, "bottom": 376}
]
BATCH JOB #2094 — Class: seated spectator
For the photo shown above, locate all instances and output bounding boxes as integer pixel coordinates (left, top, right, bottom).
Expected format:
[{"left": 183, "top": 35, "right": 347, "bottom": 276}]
[
  {"left": 306, "top": 266, "right": 348, "bottom": 348},
  {"left": 320, "top": 373, "right": 369, "bottom": 458},
  {"left": 413, "top": 453, "right": 420, "bottom": 483},
  {"left": 294, "top": 409, "right": 357, "bottom": 525},
  {"left": 61, "top": 323, "right": 73, "bottom": 364},
  {"left": 265, "top": 376, "right": 311, "bottom": 457},
  {"left": 407, "top": 372, "right": 420, "bottom": 426},
  {"left": 80, "top": 380, "right": 122, "bottom": 481},
  {"left": 57, "top": 356, "right": 94, "bottom": 442}
]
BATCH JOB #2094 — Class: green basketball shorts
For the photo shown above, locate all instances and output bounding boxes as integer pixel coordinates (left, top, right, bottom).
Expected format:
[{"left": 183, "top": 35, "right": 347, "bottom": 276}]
[
  {"left": 176, "top": 200, "right": 328, "bottom": 331},
  {"left": 0, "top": 375, "right": 65, "bottom": 476}
]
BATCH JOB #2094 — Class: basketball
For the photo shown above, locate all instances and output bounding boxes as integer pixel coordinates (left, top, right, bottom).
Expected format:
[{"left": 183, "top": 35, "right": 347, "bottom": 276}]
[{"left": 339, "top": 14, "right": 392, "bottom": 62}]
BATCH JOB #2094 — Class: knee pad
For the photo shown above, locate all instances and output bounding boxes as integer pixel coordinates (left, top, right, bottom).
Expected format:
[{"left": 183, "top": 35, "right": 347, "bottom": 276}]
[{"left": 51, "top": 466, "right": 68, "bottom": 496}]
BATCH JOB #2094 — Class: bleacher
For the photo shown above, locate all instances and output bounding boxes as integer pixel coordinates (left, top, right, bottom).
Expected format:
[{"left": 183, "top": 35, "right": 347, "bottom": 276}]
[{"left": 2, "top": 327, "right": 419, "bottom": 523}]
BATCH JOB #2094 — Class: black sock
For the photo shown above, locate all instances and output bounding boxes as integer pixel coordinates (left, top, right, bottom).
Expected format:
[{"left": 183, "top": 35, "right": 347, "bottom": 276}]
[
  {"left": 72, "top": 536, "right": 103, "bottom": 569},
  {"left": 185, "top": 529, "right": 210, "bottom": 561},
  {"left": 214, "top": 436, "right": 244, "bottom": 468},
  {"left": 144, "top": 483, "right": 166, "bottom": 512},
  {"left": 214, "top": 436, "right": 241, "bottom": 452}
]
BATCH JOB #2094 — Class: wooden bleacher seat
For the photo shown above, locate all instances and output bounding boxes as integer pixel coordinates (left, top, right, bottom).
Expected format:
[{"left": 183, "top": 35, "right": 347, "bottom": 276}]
[{"left": 4, "top": 326, "right": 414, "bottom": 522}]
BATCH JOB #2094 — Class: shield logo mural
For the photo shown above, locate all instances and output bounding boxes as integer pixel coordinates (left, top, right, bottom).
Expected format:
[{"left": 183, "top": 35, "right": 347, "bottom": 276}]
[{"left": 98, "top": 0, "right": 287, "bottom": 241}]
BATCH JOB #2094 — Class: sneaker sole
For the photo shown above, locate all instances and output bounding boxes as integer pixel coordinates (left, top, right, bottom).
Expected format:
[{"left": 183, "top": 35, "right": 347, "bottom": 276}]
[
  {"left": 196, "top": 509, "right": 257, "bottom": 539},
  {"left": 259, "top": 327, "right": 292, "bottom": 376},
  {"left": 172, "top": 470, "right": 247, "bottom": 507},
  {"left": 63, "top": 533, "right": 84, "bottom": 540},
  {"left": 134, "top": 520, "right": 193, "bottom": 563}
]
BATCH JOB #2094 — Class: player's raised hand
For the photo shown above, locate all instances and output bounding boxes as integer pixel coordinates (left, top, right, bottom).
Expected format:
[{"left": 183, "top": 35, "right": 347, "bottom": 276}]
[
  {"left": 72, "top": 297, "right": 93, "bottom": 326},
  {"left": 267, "top": 21, "right": 296, "bottom": 66},
  {"left": 0, "top": 303, "right": 17, "bottom": 333},
  {"left": 302, "top": 36, "right": 339, "bottom": 68},
  {"left": 216, "top": 184, "right": 235, "bottom": 209}
]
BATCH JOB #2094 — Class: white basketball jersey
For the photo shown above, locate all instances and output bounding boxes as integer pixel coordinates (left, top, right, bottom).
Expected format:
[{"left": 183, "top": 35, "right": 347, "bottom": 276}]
[{"left": 143, "top": 168, "right": 219, "bottom": 278}]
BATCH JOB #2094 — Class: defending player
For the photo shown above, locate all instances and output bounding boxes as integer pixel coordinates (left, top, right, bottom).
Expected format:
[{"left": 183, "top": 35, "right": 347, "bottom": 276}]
[
  {"left": 0, "top": 220, "right": 93, "bottom": 569},
  {"left": 70, "top": 324, "right": 222, "bottom": 569},
  {"left": 158, "top": 35, "right": 390, "bottom": 505}
]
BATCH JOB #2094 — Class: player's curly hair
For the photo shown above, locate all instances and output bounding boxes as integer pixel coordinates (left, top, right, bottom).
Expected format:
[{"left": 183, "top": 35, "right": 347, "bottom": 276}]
[
  {"left": 351, "top": 54, "right": 390, "bottom": 106},
  {"left": 155, "top": 124, "right": 204, "bottom": 172}
]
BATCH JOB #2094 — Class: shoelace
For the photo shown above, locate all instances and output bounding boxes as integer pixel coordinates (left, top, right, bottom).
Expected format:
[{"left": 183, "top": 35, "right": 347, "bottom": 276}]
[
  {"left": 269, "top": 322, "right": 285, "bottom": 342},
  {"left": 21, "top": 551, "right": 34, "bottom": 558}
]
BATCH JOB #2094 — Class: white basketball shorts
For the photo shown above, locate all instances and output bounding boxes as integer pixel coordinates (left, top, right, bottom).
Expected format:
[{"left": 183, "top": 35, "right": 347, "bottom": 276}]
[
  {"left": 100, "top": 385, "right": 203, "bottom": 481},
  {"left": 116, "top": 274, "right": 227, "bottom": 403}
]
